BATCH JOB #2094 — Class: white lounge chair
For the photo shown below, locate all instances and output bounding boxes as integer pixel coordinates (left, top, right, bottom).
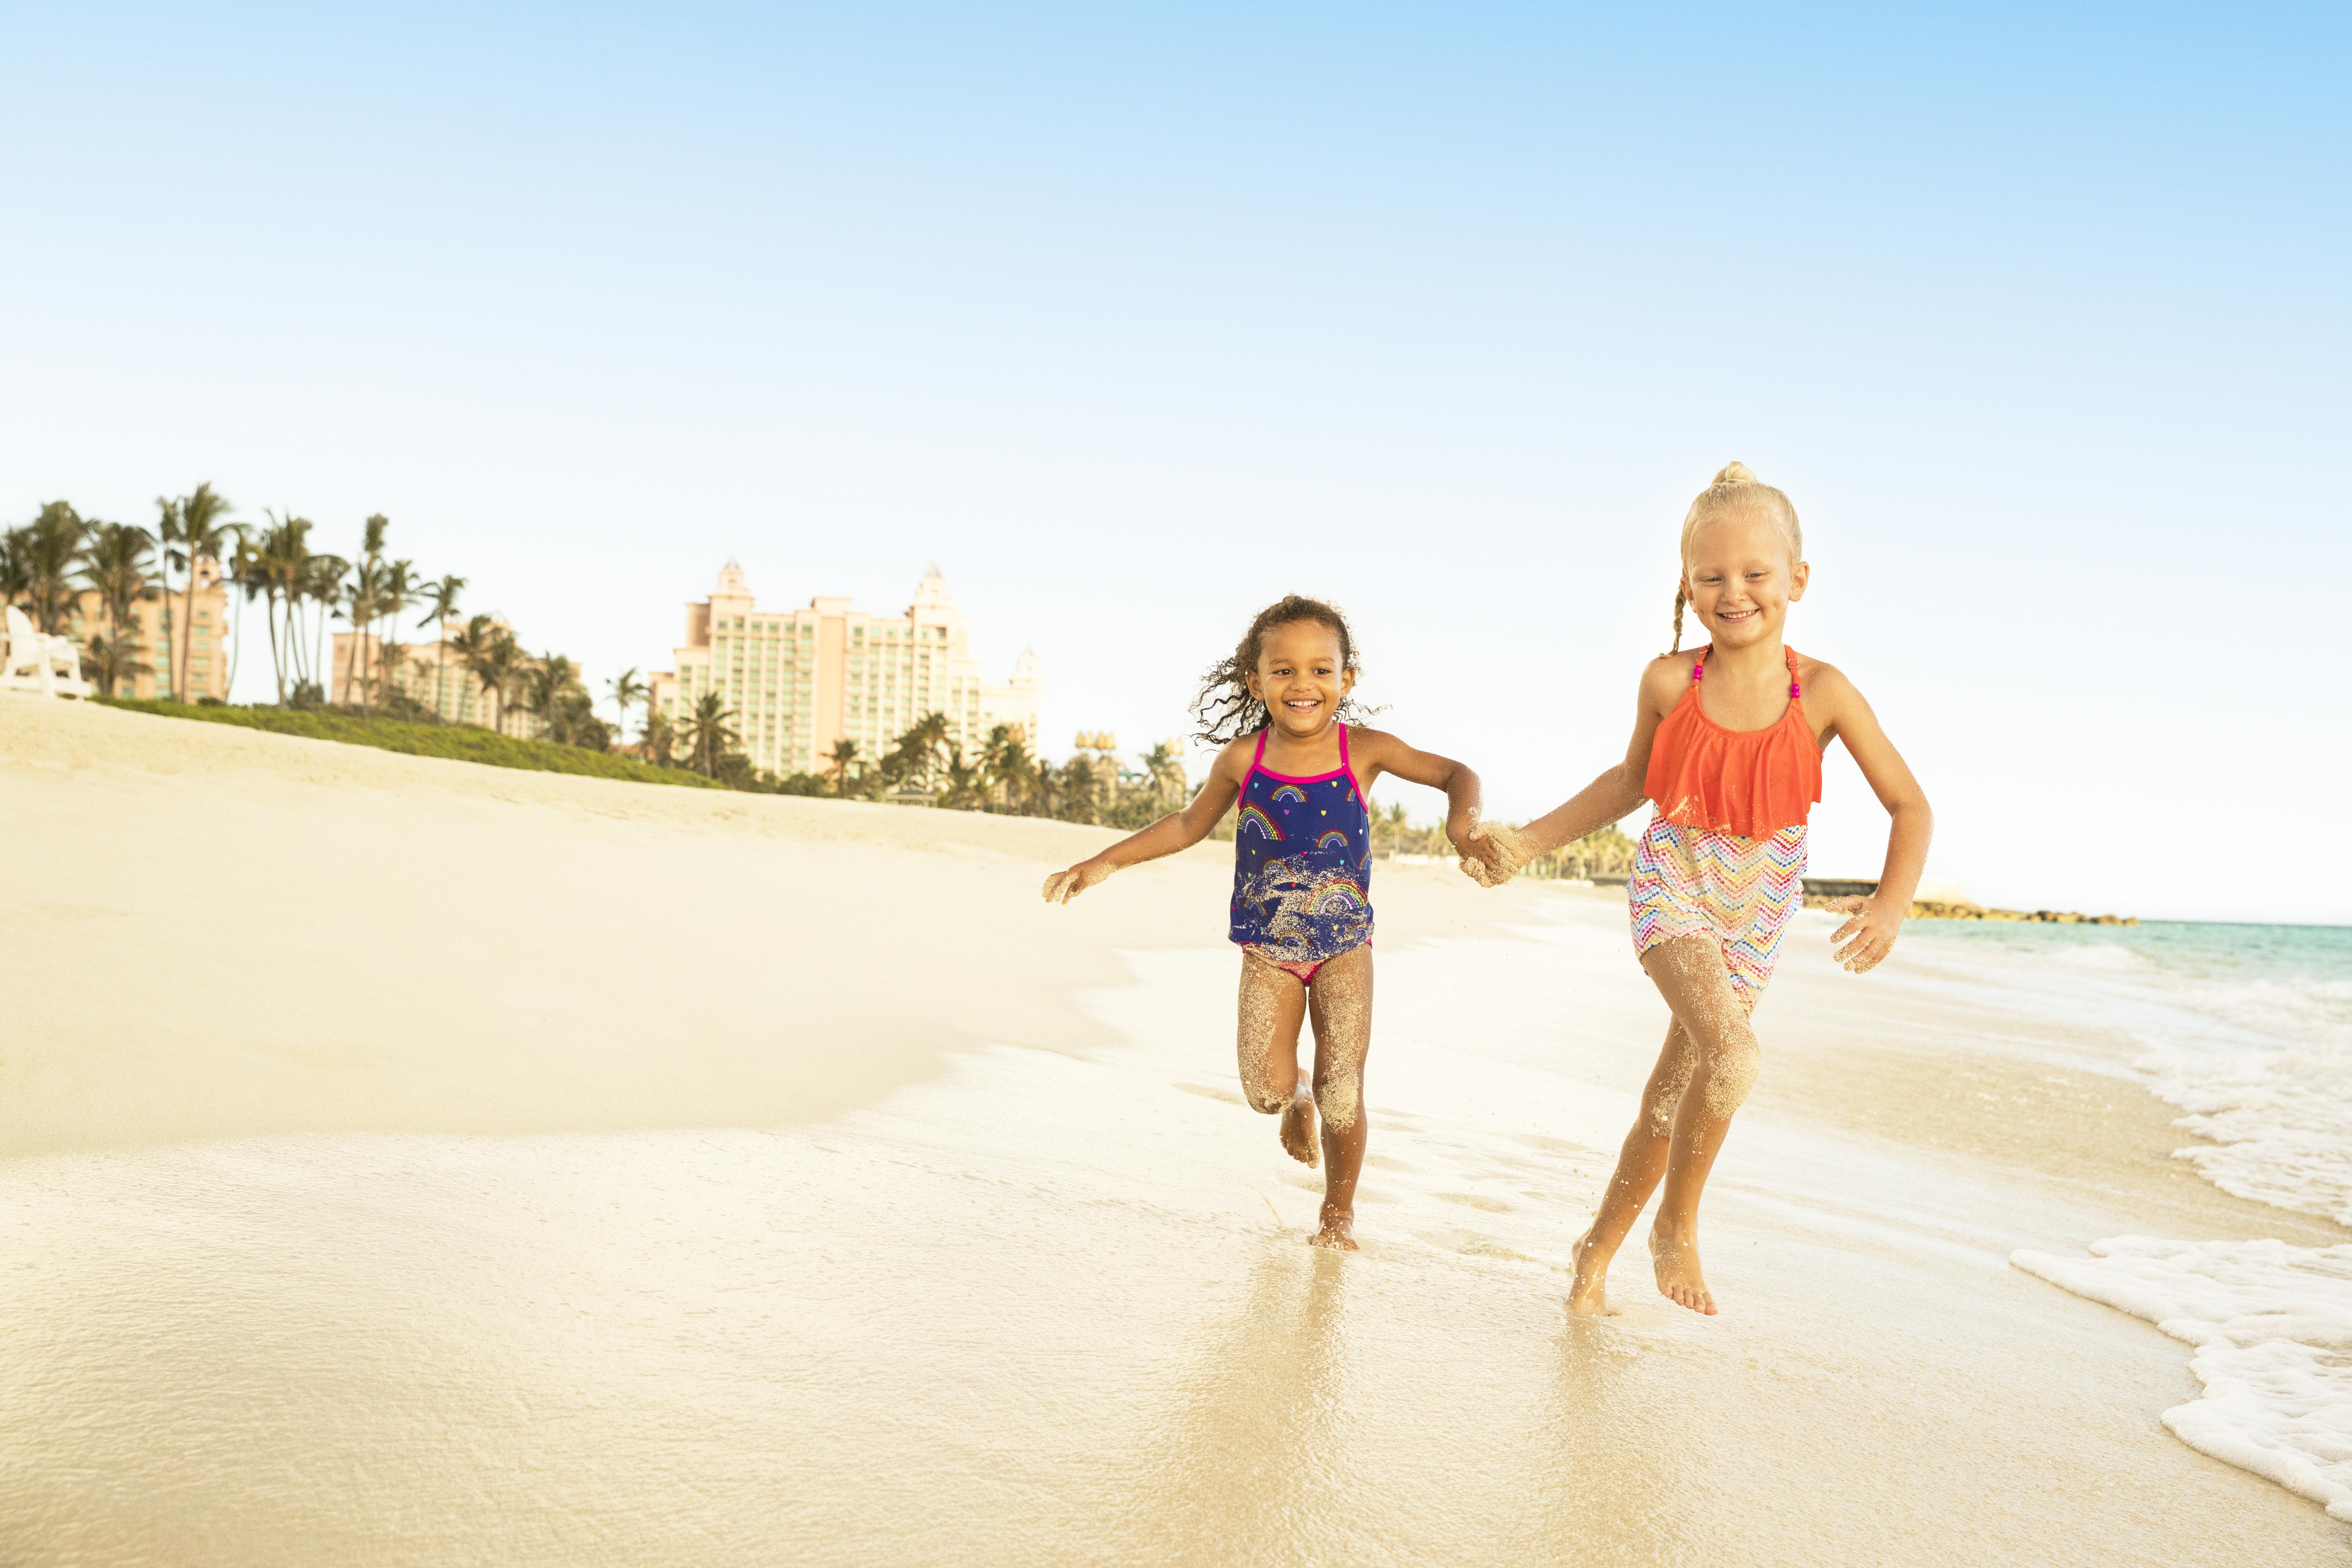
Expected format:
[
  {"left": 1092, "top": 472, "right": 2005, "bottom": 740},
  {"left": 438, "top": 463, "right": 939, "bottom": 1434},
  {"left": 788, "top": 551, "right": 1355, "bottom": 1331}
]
[{"left": 0, "top": 605, "right": 91, "bottom": 699}]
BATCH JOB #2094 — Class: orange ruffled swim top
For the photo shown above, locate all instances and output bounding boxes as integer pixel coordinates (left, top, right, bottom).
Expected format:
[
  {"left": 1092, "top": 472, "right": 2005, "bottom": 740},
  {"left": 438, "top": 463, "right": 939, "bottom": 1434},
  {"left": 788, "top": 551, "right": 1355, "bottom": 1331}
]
[{"left": 1642, "top": 645, "right": 1822, "bottom": 838}]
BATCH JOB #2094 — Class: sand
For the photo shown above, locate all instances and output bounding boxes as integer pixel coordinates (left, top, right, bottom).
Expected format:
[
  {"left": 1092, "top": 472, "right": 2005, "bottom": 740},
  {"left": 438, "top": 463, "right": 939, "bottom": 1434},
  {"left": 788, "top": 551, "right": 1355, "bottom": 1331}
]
[{"left": 1, "top": 694, "right": 2344, "bottom": 1565}]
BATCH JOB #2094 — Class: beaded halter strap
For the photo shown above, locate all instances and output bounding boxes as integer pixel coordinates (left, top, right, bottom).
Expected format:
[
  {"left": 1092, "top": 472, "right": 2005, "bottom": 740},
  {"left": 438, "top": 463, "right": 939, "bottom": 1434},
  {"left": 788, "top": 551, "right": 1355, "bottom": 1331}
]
[{"left": 1690, "top": 646, "right": 1802, "bottom": 698}]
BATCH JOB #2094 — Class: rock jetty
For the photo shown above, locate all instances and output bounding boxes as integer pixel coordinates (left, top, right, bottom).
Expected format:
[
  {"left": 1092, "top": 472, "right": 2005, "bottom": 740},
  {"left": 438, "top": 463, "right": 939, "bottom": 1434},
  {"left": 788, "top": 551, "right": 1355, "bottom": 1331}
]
[{"left": 1797, "top": 879, "right": 2135, "bottom": 925}]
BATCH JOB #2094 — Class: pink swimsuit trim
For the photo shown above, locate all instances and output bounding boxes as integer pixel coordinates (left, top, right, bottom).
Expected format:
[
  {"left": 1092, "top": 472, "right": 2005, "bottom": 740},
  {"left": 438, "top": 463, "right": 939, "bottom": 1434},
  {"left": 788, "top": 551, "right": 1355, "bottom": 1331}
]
[
  {"left": 1240, "top": 723, "right": 1366, "bottom": 804},
  {"left": 1243, "top": 939, "right": 1371, "bottom": 987}
]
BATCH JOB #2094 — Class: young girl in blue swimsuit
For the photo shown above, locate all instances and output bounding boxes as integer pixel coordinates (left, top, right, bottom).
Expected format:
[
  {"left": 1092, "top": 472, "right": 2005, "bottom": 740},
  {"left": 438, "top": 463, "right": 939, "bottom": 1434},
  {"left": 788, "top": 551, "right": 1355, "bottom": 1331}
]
[{"left": 1043, "top": 595, "right": 1488, "bottom": 1249}]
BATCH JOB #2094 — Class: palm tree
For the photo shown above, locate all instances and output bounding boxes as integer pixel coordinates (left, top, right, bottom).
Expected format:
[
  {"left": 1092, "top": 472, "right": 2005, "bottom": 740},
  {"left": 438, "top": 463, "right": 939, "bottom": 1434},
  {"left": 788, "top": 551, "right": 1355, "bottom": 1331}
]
[
  {"left": 824, "top": 736, "right": 861, "bottom": 796},
  {"left": 448, "top": 614, "right": 499, "bottom": 730},
  {"left": 605, "top": 667, "right": 648, "bottom": 740},
  {"left": 350, "top": 515, "right": 389, "bottom": 703},
  {"left": 242, "top": 512, "right": 312, "bottom": 705},
  {"left": 939, "top": 746, "right": 983, "bottom": 810},
  {"left": 906, "top": 711, "right": 953, "bottom": 790},
  {"left": 485, "top": 630, "right": 527, "bottom": 736},
  {"left": 298, "top": 554, "right": 348, "bottom": 704},
  {"left": 78, "top": 522, "right": 154, "bottom": 696},
  {"left": 337, "top": 560, "right": 383, "bottom": 705},
  {"left": 222, "top": 524, "right": 257, "bottom": 699},
  {"left": 0, "top": 529, "right": 24, "bottom": 616},
  {"left": 148, "top": 496, "right": 186, "bottom": 694},
  {"left": 18, "top": 502, "right": 87, "bottom": 636},
  {"left": 982, "top": 725, "right": 1035, "bottom": 811},
  {"left": 1143, "top": 740, "right": 1187, "bottom": 804},
  {"left": 684, "top": 692, "right": 742, "bottom": 777},
  {"left": 165, "top": 484, "right": 234, "bottom": 702},
  {"left": 548, "top": 690, "right": 607, "bottom": 750},
  {"left": 368, "top": 559, "right": 416, "bottom": 715},
  {"left": 416, "top": 573, "right": 466, "bottom": 720},
  {"left": 643, "top": 710, "right": 678, "bottom": 767},
  {"left": 1057, "top": 757, "right": 1099, "bottom": 824},
  {"left": 525, "top": 651, "right": 580, "bottom": 736}
]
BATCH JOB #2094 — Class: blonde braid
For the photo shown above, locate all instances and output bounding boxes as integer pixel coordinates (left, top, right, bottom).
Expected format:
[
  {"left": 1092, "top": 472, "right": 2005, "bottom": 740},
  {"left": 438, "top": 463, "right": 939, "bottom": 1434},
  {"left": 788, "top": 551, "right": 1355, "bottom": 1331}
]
[{"left": 1669, "top": 583, "right": 1686, "bottom": 654}]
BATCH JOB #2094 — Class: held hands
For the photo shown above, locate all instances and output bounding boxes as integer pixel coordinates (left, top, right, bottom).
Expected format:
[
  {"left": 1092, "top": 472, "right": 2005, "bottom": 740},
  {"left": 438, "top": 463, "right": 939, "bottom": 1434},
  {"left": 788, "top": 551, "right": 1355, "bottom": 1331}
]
[
  {"left": 1041, "top": 858, "right": 1115, "bottom": 905},
  {"left": 1453, "top": 815, "right": 1529, "bottom": 890},
  {"left": 1830, "top": 895, "right": 1901, "bottom": 974}
]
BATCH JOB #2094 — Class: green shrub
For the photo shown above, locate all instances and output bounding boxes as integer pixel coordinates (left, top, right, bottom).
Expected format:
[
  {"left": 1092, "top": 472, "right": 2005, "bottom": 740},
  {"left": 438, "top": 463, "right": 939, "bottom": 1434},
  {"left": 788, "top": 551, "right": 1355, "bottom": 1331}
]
[
  {"left": 93, "top": 698, "right": 721, "bottom": 790},
  {"left": 1100, "top": 793, "right": 1176, "bottom": 831}
]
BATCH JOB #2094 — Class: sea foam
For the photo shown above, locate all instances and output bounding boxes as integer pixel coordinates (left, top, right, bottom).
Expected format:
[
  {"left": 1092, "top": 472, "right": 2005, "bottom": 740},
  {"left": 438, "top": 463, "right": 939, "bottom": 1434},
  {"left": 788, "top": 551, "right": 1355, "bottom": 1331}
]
[
  {"left": 2138, "top": 972, "right": 2352, "bottom": 1227},
  {"left": 1917, "top": 922, "right": 2352, "bottom": 1522},
  {"left": 2011, "top": 1237, "right": 2352, "bottom": 1521}
]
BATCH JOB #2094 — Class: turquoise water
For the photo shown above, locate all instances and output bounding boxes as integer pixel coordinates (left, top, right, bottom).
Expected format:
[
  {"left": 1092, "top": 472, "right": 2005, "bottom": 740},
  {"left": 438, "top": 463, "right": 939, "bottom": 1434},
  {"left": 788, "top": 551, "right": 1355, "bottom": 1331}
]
[
  {"left": 1909, "top": 918, "right": 2352, "bottom": 986},
  {"left": 1911, "top": 918, "right": 2352, "bottom": 1227}
]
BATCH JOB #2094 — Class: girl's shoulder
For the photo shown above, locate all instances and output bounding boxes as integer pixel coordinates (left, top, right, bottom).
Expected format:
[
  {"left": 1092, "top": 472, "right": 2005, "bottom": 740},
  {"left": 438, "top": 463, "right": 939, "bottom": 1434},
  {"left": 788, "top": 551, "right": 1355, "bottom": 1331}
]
[
  {"left": 1792, "top": 653, "right": 1884, "bottom": 728},
  {"left": 1639, "top": 650, "right": 1697, "bottom": 709},
  {"left": 1793, "top": 652, "right": 1860, "bottom": 704},
  {"left": 1207, "top": 732, "right": 1261, "bottom": 780},
  {"left": 1335, "top": 723, "right": 1413, "bottom": 764}
]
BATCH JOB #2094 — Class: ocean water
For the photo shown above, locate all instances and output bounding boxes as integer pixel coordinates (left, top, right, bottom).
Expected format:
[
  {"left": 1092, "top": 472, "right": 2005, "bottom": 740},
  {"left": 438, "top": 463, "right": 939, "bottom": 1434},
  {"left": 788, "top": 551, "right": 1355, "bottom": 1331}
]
[
  {"left": 1913, "top": 920, "right": 2352, "bottom": 1523},
  {"left": 1909, "top": 920, "right": 2352, "bottom": 1224}
]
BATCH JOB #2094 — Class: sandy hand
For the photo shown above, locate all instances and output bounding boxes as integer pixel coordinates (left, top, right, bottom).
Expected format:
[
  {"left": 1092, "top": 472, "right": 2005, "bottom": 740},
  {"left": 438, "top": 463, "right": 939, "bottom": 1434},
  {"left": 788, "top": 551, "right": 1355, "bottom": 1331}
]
[
  {"left": 1041, "top": 859, "right": 1114, "bottom": 905},
  {"left": 1455, "top": 819, "right": 1530, "bottom": 889},
  {"left": 1829, "top": 895, "right": 1899, "bottom": 973}
]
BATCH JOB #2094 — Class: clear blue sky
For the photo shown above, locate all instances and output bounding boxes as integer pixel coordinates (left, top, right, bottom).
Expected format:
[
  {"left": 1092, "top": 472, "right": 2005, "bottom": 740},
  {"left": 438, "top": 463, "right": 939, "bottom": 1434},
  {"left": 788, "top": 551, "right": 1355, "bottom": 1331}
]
[{"left": 5, "top": 3, "right": 2346, "bottom": 921}]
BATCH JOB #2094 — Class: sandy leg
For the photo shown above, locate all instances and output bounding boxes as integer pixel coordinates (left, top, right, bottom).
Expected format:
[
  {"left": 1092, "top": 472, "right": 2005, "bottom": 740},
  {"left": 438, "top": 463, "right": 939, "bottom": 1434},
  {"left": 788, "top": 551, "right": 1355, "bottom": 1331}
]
[
  {"left": 1565, "top": 1228, "right": 1610, "bottom": 1315},
  {"left": 1304, "top": 945, "right": 1373, "bottom": 1249},
  {"left": 1278, "top": 1089, "right": 1319, "bottom": 1168},
  {"left": 1564, "top": 1029, "right": 1689, "bottom": 1314},
  {"left": 1237, "top": 951, "right": 1314, "bottom": 1167},
  {"left": 1565, "top": 935, "right": 1757, "bottom": 1316}
]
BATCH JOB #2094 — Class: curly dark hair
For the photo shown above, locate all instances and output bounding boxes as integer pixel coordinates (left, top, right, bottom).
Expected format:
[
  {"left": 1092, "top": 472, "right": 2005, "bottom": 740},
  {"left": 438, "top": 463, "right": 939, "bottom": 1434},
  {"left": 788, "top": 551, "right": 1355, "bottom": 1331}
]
[{"left": 1190, "top": 594, "right": 1376, "bottom": 743}]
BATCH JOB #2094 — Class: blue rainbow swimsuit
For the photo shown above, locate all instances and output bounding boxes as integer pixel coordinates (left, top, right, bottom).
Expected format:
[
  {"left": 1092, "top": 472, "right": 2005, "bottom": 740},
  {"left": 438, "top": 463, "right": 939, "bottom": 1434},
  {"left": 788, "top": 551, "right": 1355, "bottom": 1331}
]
[{"left": 1229, "top": 723, "right": 1374, "bottom": 983}]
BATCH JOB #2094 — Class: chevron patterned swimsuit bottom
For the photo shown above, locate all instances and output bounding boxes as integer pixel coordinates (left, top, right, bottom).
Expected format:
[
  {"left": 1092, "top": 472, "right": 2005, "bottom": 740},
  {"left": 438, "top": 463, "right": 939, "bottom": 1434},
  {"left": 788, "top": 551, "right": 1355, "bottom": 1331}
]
[{"left": 1628, "top": 815, "right": 1808, "bottom": 1007}]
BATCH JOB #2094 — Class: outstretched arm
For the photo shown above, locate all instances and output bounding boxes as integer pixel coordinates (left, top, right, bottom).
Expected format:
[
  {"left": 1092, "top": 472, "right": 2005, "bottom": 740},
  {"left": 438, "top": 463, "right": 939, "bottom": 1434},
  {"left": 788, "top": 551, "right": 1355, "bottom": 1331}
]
[
  {"left": 1042, "top": 744, "right": 1245, "bottom": 903},
  {"left": 1349, "top": 729, "right": 1483, "bottom": 855},
  {"left": 1810, "top": 666, "right": 1932, "bottom": 973},
  {"left": 1507, "top": 765, "right": 1648, "bottom": 862},
  {"left": 1462, "top": 660, "right": 1679, "bottom": 881}
]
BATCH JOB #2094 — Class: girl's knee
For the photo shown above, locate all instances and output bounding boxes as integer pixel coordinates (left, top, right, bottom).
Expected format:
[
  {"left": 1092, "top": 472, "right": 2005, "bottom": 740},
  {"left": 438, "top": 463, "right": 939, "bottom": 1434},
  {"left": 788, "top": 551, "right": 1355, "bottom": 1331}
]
[
  {"left": 1240, "top": 1079, "right": 1290, "bottom": 1115},
  {"left": 1703, "top": 1034, "right": 1761, "bottom": 1116},
  {"left": 1312, "top": 1067, "right": 1362, "bottom": 1133}
]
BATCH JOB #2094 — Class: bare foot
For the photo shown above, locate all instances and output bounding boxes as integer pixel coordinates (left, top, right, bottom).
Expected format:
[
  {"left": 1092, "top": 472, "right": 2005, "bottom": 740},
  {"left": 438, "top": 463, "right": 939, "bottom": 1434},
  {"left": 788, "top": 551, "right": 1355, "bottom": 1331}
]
[
  {"left": 1566, "top": 1227, "right": 1614, "bottom": 1315},
  {"left": 1311, "top": 1207, "right": 1358, "bottom": 1250},
  {"left": 1278, "top": 1087, "right": 1319, "bottom": 1167},
  {"left": 1648, "top": 1225, "right": 1717, "bottom": 1314}
]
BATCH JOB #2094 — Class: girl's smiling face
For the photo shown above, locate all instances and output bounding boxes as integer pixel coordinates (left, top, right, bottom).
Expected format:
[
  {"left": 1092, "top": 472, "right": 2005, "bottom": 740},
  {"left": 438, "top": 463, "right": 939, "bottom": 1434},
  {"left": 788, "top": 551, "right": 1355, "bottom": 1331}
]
[
  {"left": 1684, "top": 511, "right": 1809, "bottom": 650},
  {"left": 1247, "top": 620, "right": 1354, "bottom": 738}
]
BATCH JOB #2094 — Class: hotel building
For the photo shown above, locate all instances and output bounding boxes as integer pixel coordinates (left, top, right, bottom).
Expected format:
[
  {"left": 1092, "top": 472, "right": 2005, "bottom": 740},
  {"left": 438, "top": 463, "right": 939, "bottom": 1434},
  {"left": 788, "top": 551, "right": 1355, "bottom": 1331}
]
[
  {"left": 331, "top": 618, "right": 544, "bottom": 736},
  {"left": 65, "top": 555, "right": 232, "bottom": 701},
  {"left": 647, "top": 564, "right": 1044, "bottom": 778}
]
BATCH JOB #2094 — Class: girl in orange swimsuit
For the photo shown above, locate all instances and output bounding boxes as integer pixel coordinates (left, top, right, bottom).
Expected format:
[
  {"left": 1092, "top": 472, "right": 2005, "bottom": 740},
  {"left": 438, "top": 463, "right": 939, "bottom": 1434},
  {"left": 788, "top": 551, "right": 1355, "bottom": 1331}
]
[{"left": 1468, "top": 462, "right": 1933, "bottom": 1316}]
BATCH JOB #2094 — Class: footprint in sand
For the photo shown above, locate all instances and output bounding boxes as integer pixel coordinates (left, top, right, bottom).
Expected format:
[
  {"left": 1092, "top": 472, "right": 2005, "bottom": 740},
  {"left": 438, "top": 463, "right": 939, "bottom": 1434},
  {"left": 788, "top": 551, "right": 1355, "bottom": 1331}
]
[
  {"left": 1513, "top": 1133, "right": 1594, "bottom": 1156},
  {"left": 1364, "top": 1154, "right": 1418, "bottom": 1172},
  {"left": 1454, "top": 1239, "right": 1538, "bottom": 1263},
  {"left": 1416, "top": 1231, "right": 1538, "bottom": 1264},
  {"left": 1175, "top": 1083, "right": 1245, "bottom": 1106},
  {"left": 1435, "top": 1192, "right": 1512, "bottom": 1213}
]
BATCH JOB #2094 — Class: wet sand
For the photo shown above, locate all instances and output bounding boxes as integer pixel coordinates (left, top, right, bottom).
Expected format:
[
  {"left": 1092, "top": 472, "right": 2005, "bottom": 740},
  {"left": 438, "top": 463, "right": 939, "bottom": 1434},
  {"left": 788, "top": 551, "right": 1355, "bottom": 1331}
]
[{"left": 2, "top": 696, "right": 2344, "bottom": 1564}]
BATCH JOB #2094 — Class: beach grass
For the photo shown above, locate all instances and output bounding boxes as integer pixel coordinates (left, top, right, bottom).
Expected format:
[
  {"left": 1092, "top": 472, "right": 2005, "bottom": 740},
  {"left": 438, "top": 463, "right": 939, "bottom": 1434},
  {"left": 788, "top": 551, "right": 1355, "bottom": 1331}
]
[{"left": 90, "top": 698, "right": 722, "bottom": 789}]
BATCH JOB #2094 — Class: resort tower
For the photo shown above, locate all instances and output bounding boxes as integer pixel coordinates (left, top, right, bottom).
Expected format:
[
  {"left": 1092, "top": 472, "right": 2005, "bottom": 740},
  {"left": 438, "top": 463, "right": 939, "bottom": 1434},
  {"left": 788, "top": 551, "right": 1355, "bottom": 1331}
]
[{"left": 647, "top": 564, "right": 1044, "bottom": 779}]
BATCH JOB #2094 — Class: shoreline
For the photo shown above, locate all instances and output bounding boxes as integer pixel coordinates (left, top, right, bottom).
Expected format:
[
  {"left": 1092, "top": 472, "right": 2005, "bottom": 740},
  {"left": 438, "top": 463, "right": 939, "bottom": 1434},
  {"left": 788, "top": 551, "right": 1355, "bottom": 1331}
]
[{"left": 3, "top": 696, "right": 2344, "bottom": 1563}]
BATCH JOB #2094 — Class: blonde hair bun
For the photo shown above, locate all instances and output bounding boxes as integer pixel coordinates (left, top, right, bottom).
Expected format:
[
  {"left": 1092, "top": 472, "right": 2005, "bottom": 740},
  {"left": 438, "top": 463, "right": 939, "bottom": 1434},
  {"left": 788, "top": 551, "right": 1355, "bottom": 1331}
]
[{"left": 1711, "top": 461, "right": 1759, "bottom": 485}]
